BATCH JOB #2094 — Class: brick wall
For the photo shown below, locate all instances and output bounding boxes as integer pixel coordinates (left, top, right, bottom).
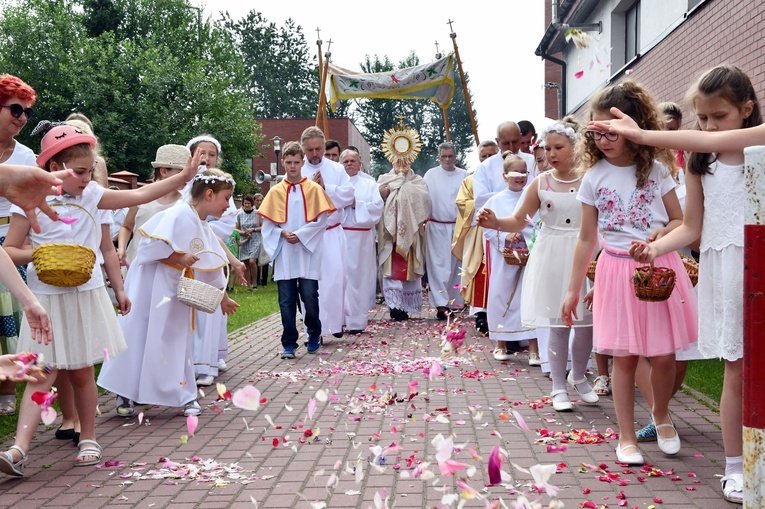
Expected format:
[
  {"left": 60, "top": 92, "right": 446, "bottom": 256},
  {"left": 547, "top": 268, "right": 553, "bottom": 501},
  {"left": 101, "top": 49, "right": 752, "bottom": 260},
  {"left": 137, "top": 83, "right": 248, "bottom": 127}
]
[
  {"left": 543, "top": 0, "right": 564, "bottom": 120},
  {"left": 546, "top": 0, "right": 765, "bottom": 124}
]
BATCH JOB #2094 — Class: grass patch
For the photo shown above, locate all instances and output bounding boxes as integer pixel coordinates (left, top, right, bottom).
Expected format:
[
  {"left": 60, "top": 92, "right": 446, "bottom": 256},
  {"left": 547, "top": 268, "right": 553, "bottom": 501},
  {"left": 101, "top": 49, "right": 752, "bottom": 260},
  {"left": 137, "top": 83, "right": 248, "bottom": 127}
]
[
  {"left": 0, "top": 283, "right": 279, "bottom": 441},
  {"left": 684, "top": 358, "right": 725, "bottom": 405}
]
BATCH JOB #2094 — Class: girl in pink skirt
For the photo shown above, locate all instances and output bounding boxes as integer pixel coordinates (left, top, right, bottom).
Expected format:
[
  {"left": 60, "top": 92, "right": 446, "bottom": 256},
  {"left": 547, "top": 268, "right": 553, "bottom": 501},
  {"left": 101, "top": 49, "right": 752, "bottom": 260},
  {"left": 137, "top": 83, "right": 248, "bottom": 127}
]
[{"left": 561, "top": 81, "right": 697, "bottom": 466}]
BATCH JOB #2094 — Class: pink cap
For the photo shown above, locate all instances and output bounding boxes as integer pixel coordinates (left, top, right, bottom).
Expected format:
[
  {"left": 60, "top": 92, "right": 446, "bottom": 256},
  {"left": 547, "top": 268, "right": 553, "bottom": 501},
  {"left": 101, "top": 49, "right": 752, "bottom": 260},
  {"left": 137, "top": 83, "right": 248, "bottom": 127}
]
[{"left": 37, "top": 125, "right": 96, "bottom": 168}]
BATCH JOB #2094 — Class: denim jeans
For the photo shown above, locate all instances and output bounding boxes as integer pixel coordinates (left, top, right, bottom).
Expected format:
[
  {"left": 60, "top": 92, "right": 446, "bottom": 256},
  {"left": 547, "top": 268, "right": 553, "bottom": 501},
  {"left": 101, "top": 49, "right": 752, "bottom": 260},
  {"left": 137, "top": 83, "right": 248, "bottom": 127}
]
[{"left": 277, "top": 278, "right": 321, "bottom": 349}]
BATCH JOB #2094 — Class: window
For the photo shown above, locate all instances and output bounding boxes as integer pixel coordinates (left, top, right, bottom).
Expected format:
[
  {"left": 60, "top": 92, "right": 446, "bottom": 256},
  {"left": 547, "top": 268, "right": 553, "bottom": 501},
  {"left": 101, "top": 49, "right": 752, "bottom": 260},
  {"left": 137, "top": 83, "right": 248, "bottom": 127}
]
[{"left": 625, "top": 2, "right": 640, "bottom": 62}]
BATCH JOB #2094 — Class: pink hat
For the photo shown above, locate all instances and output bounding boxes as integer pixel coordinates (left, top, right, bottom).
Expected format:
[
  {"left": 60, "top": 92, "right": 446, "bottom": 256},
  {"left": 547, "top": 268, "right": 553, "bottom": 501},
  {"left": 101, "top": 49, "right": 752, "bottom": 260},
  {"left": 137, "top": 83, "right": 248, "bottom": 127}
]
[{"left": 37, "top": 125, "right": 96, "bottom": 168}]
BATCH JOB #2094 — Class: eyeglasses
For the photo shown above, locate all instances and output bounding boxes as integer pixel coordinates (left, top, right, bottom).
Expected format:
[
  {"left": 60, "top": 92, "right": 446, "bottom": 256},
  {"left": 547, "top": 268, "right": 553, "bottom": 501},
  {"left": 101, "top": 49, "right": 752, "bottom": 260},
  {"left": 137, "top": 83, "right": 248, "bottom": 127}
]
[
  {"left": 586, "top": 130, "right": 618, "bottom": 142},
  {"left": 1, "top": 104, "right": 34, "bottom": 120}
]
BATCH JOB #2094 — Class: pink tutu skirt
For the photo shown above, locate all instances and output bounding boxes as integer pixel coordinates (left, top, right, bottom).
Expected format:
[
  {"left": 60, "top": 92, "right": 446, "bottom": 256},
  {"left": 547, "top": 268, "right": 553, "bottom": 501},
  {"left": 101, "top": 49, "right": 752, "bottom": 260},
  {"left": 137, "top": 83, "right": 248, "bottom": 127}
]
[{"left": 592, "top": 247, "right": 697, "bottom": 357}]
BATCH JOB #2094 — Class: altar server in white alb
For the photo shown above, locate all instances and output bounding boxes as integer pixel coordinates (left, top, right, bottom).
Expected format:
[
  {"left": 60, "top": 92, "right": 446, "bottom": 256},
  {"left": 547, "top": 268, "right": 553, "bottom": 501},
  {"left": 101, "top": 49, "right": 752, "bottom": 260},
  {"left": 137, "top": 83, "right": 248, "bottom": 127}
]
[
  {"left": 423, "top": 142, "right": 467, "bottom": 319},
  {"left": 300, "top": 127, "right": 355, "bottom": 338},
  {"left": 340, "top": 149, "right": 384, "bottom": 334}
]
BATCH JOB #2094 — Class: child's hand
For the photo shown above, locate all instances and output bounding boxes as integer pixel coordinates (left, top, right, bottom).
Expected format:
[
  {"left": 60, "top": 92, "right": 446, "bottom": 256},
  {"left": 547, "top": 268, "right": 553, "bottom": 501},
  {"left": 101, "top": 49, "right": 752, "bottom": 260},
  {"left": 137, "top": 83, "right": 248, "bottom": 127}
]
[
  {"left": 476, "top": 208, "right": 499, "bottom": 230},
  {"left": 116, "top": 248, "right": 127, "bottom": 267},
  {"left": 169, "top": 252, "right": 199, "bottom": 269},
  {"left": 586, "top": 107, "right": 645, "bottom": 143},
  {"left": 115, "top": 289, "right": 131, "bottom": 315},
  {"left": 221, "top": 294, "right": 239, "bottom": 315},
  {"left": 23, "top": 301, "right": 53, "bottom": 345},
  {"left": 561, "top": 290, "right": 580, "bottom": 327},
  {"left": 229, "top": 260, "right": 247, "bottom": 286},
  {"left": 629, "top": 240, "right": 657, "bottom": 263},
  {"left": 583, "top": 287, "right": 595, "bottom": 312},
  {"left": 180, "top": 147, "right": 206, "bottom": 183},
  {"left": 0, "top": 353, "right": 43, "bottom": 382}
]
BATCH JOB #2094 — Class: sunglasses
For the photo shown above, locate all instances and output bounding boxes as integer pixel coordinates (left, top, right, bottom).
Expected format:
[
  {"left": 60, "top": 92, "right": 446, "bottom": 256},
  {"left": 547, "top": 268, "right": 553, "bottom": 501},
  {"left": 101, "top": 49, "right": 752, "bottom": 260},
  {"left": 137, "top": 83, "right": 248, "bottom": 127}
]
[
  {"left": 1, "top": 104, "right": 34, "bottom": 120},
  {"left": 586, "top": 130, "right": 619, "bottom": 142}
]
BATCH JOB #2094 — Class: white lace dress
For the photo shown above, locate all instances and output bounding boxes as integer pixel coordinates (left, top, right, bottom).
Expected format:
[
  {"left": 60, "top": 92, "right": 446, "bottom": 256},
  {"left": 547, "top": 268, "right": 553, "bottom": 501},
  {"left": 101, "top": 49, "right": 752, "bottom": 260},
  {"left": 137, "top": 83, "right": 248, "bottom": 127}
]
[{"left": 698, "top": 160, "right": 743, "bottom": 361}]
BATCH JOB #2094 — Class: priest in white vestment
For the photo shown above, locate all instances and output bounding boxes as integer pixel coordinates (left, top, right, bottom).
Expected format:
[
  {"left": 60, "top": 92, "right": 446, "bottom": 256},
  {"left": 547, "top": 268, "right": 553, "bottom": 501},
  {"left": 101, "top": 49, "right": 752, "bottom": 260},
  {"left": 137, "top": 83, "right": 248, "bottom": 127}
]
[
  {"left": 300, "top": 127, "right": 355, "bottom": 337},
  {"left": 423, "top": 142, "right": 467, "bottom": 319},
  {"left": 340, "top": 149, "right": 384, "bottom": 333}
]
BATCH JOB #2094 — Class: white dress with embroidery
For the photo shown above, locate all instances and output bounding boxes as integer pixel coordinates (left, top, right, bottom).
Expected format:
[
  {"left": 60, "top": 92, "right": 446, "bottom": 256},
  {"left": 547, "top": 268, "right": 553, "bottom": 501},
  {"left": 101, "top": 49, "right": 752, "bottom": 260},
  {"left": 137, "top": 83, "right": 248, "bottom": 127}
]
[{"left": 698, "top": 160, "right": 744, "bottom": 361}]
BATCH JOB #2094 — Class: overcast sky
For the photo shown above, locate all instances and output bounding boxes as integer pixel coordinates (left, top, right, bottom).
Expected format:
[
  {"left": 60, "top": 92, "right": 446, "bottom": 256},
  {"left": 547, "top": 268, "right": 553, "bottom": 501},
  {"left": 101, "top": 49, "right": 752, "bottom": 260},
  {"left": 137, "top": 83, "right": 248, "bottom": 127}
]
[{"left": 194, "top": 1, "right": 549, "bottom": 166}]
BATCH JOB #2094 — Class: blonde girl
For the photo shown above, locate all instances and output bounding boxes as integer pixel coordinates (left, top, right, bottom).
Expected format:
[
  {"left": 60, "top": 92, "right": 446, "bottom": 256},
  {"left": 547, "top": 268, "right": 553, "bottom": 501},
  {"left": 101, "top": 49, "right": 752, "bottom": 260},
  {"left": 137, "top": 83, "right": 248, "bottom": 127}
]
[
  {"left": 479, "top": 117, "right": 599, "bottom": 412},
  {"left": 0, "top": 124, "right": 201, "bottom": 476},
  {"left": 593, "top": 64, "right": 759, "bottom": 503},
  {"left": 561, "top": 81, "right": 697, "bottom": 466}
]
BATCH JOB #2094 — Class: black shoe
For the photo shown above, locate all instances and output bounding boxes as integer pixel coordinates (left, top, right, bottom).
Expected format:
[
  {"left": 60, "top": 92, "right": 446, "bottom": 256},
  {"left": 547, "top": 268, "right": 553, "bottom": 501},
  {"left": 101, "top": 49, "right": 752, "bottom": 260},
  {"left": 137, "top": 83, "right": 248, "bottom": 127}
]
[
  {"left": 347, "top": 329, "right": 364, "bottom": 335},
  {"left": 436, "top": 307, "right": 448, "bottom": 320},
  {"left": 332, "top": 332, "right": 344, "bottom": 338},
  {"left": 390, "top": 308, "right": 409, "bottom": 321},
  {"left": 475, "top": 312, "right": 488, "bottom": 335},
  {"left": 55, "top": 426, "right": 75, "bottom": 440}
]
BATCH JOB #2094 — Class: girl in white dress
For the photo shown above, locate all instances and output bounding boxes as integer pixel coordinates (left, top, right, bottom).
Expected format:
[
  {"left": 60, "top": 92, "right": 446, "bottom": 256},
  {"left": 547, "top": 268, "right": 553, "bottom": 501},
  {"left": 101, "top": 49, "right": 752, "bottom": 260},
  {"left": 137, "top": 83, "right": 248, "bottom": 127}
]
[
  {"left": 479, "top": 118, "right": 599, "bottom": 412},
  {"left": 601, "top": 64, "right": 760, "bottom": 504},
  {"left": 98, "top": 169, "right": 234, "bottom": 418},
  {"left": 481, "top": 155, "right": 536, "bottom": 358},
  {"left": 0, "top": 124, "right": 201, "bottom": 476}
]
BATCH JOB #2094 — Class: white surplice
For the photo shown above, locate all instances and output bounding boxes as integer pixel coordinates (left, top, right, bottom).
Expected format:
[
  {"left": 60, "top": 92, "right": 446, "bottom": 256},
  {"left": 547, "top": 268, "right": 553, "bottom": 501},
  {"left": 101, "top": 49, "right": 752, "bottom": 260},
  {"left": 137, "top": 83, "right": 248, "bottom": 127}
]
[
  {"left": 483, "top": 189, "right": 536, "bottom": 343},
  {"left": 472, "top": 151, "right": 536, "bottom": 222},
  {"left": 423, "top": 165, "right": 467, "bottom": 308},
  {"left": 302, "top": 157, "right": 355, "bottom": 335},
  {"left": 97, "top": 202, "right": 227, "bottom": 407},
  {"left": 342, "top": 174, "right": 384, "bottom": 331}
]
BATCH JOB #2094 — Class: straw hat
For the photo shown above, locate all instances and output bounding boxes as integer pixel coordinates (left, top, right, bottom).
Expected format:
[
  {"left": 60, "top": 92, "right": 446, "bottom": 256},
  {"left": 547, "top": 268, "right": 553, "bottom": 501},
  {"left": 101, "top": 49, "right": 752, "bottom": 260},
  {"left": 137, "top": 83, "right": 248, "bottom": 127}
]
[
  {"left": 36, "top": 125, "right": 97, "bottom": 168},
  {"left": 151, "top": 144, "right": 191, "bottom": 170}
]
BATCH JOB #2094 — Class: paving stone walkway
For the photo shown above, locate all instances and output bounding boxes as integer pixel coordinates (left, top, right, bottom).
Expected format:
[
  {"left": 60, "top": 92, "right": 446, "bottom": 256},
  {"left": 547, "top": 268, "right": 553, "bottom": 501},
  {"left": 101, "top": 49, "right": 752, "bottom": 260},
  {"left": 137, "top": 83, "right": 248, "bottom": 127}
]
[{"left": 0, "top": 305, "right": 735, "bottom": 508}]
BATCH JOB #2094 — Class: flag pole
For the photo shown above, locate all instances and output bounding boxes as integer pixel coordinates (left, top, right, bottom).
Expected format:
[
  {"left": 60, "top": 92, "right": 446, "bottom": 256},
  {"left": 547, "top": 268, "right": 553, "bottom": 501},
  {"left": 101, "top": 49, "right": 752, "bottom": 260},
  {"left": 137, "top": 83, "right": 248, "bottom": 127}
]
[
  {"left": 321, "top": 41, "right": 332, "bottom": 136},
  {"left": 448, "top": 20, "right": 480, "bottom": 145},
  {"left": 314, "top": 29, "right": 328, "bottom": 133},
  {"left": 434, "top": 42, "right": 452, "bottom": 142}
]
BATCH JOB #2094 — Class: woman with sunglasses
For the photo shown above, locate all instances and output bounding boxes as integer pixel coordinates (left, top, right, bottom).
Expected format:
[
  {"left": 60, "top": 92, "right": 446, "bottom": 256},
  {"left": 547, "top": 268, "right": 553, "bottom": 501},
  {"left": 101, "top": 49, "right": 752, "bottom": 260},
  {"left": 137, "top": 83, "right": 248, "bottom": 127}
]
[{"left": 0, "top": 74, "right": 37, "bottom": 416}]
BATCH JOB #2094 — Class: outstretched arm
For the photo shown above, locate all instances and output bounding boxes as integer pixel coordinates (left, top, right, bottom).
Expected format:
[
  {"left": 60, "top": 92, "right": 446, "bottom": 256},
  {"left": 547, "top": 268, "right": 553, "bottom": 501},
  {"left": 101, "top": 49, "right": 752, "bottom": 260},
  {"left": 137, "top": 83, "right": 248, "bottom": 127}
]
[
  {"left": 0, "top": 166, "right": 67, "bottom": 233},
  {"left": 589, "top": 107, "right": 765, "bottom": 153},
  {"left": 477, "top": 177, "right": 542, "bottom": 232}
]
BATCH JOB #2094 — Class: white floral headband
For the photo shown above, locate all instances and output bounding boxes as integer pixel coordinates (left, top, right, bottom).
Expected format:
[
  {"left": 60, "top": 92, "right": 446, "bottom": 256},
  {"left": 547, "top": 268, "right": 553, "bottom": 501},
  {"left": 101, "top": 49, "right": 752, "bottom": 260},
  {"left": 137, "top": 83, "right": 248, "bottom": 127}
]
[
  {"left": 540, "top": 123, "right": 579, "bottom": 144},
  {"left": 186, "top": 136, "right": 221, "bottom": 154},
  {"left": 193, "top": 173, "right": 235, "bottom": 187}
]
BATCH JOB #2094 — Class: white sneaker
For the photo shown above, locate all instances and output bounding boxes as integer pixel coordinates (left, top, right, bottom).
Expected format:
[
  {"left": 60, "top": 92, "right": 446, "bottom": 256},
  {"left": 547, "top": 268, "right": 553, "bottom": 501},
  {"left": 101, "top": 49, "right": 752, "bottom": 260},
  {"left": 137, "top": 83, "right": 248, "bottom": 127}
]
[
  {"left": 196, "top": 375, "right": 215, "bottom": 386},
  {"left": 217, "top": 359, "right": 228, "bottom": 372},
  {"left": 493, "top": 348, "right": 511, "bottom": 361},
  {"left": 183, "top": 400, "right": 202, "bottom": 416}
]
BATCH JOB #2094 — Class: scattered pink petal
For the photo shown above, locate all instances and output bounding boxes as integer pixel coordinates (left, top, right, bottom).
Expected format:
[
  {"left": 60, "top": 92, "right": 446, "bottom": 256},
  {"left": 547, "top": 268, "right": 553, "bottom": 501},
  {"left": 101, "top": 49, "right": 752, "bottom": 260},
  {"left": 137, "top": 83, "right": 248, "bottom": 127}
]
[
  {"left": 41, "top": 406, "right": 57, "bottom": 425},
  {"left": 488, "top": 445, "right": 503, "bottom": 485},
  {"left": 429, "top": 361, "right": 442, "bottom": 381},
  {"left": 512, "top": 409, "right": 529, "bottom": 430},
  {"left": 59, "top": 216, "right": 79, "bottom": 225},
  {"left": 575, "top": 70, "right": 585, "bottom": 79},
  {"left": 186, "top": 415, "right": 198, "bottom": 436},
  {"left": 138, "top": 412, "right": 144, "bottom": 425},
  {"left": 625, "top": 69, "right": 633, "bottom": 75},
  {"left": 308, "top": 398, "right": 317, "bottom": 420},
  {"left": 231, "top": 385, "right": 262, "bottom": 411}
]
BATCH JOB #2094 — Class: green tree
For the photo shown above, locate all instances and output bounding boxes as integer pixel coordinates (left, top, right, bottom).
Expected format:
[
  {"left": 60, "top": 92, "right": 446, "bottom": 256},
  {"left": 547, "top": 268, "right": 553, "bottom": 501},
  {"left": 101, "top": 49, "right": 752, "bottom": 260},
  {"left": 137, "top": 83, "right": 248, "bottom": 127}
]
[
  {"left": 0, "top": 0, "right": 259, "bottom": 186},
  {"left": 222, "top": 10, "right": 318, "bottom": 119},
  {"left": 351, "top": 52, "right": 477, "bottom": 177}
]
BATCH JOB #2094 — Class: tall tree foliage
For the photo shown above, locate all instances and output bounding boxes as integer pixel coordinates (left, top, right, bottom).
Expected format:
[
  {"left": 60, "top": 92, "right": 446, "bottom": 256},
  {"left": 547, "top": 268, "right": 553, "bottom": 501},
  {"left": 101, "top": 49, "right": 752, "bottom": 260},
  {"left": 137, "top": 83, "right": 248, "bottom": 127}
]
[
  {"left": 222, "top": 10, "right": 319, "bottom": 119},
  {"left": 351, "top": 52, "right": 477, "bottom": 177},
  {"left": 0, "top": 0, "right": 259, "bottom": 185}
]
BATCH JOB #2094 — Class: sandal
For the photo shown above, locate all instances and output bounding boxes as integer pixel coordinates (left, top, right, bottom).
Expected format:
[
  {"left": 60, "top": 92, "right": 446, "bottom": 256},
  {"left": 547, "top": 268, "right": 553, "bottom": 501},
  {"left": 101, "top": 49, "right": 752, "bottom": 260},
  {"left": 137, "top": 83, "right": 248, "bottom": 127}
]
[
  {"left": 0, "top": 394, "right": 17, "bottom": 415},
  {"left": 721, "top": 473, "right": 744, "bottom": 504},
  {"left": 593, "top": 375, "right": 611, "bottom": 396},
  {"left": 75, "top": 439, "right": 102, "bottom": 467},
  {"left": 0, "top": 445, "right": 27, "bottom": 476}
]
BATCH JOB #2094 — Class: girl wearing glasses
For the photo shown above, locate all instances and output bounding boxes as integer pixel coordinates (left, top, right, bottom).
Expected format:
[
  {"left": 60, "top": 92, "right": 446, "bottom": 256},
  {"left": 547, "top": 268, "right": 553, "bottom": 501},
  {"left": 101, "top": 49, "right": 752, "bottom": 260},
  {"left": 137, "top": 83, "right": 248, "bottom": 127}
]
[
  {"left": 560, "top": 81, "right": 697, "bottom": 466},
  {"left": 0, "top": 74, "right": 37, "bottom": 416}
]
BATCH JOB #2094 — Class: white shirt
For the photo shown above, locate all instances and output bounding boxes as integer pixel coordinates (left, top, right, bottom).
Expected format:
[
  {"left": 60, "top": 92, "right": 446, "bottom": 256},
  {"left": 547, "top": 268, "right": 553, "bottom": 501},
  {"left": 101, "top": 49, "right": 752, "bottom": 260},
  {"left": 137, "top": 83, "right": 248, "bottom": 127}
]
[
  {"left": 472, "top": 151, "right": 536, "bottom": 215},
  {"left": 423, "top": 165, "right": 467, "bottom": 222},
  {"left": 0, "top": 142, "right": 37, "bottom": 238},
  {"left": 342, "top": 174, "right": 384, "bottom": 228}
]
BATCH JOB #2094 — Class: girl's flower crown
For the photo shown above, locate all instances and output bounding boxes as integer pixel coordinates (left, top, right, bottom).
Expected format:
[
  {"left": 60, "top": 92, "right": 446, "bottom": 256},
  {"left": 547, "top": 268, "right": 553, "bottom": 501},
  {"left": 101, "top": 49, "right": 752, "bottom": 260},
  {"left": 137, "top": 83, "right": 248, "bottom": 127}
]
[
  {"left": 540, "top": 123, "right": 579, "bottom": 144},
  {"left": 193, "top": 173, "right": 235, "bottom": 187}
]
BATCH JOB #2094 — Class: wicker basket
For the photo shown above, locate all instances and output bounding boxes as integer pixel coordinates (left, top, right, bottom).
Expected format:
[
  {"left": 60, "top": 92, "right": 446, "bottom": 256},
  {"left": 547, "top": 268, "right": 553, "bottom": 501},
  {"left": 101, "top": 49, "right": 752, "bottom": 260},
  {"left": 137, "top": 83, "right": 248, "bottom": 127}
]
[
  {"left": 632, "top": 263, "right": 676, "bottom": 302},
  {"left": 679, "top": 253, "right": 699, "bottom": 287},
  {"left": 587, "top": 260, "right": 597, "bottom": 282},
  {"left": 32, "top": 203, "right": 97, "bottom": 287},
  {"left": 176, "top": 251, "right": 228, "bottom": 313},
  {"left": 503, "top": 247, "right": 529, "bottom": 266}
]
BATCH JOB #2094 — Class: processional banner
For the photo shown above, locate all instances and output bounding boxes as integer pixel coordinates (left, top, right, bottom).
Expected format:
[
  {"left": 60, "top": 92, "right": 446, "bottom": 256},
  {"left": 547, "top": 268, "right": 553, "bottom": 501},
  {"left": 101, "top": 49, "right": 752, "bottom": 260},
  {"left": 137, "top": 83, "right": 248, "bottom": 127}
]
[{"left": 327, "top": 53, "right": 455, "bottom": 111}]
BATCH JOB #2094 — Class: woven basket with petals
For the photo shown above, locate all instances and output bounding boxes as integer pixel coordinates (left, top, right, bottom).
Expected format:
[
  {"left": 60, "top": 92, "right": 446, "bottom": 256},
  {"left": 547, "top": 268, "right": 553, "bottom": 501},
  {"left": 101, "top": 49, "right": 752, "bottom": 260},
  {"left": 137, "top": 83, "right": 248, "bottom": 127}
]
[
  {"left": 32, "top": 203, "right": 96, "bottom": 287},
  {"left": 177, "top": 251, "right": 228, "bottom": 313},
  {"left": 632, "top": 263, "right": 676, "bottom": 302},
  {"left": 679, "top": 253, "right": 698, "bottom": 287},
  {"left": 503, "top": 247, "right": 529, "bottom": 266}
]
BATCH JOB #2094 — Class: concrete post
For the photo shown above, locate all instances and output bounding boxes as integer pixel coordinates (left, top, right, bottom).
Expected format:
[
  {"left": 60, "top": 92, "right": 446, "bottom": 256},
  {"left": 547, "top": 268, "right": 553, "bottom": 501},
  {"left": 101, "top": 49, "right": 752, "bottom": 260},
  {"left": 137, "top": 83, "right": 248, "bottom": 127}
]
[{"left": 743, "top": 146, "right": 765, "bottom": 508}]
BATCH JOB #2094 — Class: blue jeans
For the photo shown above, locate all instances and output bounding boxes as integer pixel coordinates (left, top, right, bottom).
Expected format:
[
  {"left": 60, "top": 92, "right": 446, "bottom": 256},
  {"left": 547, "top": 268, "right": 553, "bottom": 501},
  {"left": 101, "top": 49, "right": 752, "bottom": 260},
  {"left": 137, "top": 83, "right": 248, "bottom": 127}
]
[{"left": 277, "top": 278, "right": 321, "bottom": 349}]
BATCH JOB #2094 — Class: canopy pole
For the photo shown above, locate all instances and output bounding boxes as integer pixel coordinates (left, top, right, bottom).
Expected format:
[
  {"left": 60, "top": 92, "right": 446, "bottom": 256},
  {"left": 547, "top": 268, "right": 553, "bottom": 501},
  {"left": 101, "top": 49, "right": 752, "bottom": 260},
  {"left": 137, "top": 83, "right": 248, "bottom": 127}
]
[
  {"left": 448, "top": 20, "right": 479, "bottom": 145},
  {"left": 442, "top": 107, "right": 452, "bottom": 142}
]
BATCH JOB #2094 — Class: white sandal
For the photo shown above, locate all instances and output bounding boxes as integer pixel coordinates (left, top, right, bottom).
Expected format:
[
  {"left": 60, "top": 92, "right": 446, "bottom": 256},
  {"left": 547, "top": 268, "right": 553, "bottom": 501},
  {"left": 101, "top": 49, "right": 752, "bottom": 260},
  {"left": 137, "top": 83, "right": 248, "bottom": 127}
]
[
  {"left": 75, "top": 439, "right": 102, "bottom": 467},
  {"left": 721, "top": 473, "right": 744, "bottom": 504},
  {"left": 0, "top": 445, "right": 27, "bottom": 476}
]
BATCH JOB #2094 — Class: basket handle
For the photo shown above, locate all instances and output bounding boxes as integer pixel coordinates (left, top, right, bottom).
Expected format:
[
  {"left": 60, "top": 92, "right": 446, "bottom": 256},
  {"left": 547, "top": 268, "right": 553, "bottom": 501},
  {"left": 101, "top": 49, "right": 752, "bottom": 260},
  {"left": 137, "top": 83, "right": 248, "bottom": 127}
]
[
  {"left": 30, "top": 202, "right": 98, "bottom": 249},
  {"left": 189, "top": 249, "right": 229, "bottom": 279}
]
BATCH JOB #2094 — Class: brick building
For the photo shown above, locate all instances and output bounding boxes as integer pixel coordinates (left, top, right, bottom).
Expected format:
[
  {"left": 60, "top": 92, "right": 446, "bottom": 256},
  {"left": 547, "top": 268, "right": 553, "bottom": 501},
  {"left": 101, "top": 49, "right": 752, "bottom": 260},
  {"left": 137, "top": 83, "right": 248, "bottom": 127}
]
[
  {"left": 253, "top": 118, "right": 370, "bottom": 193},
  {"left": 536, "top": 0, "right": 765, "bottom": 125}
]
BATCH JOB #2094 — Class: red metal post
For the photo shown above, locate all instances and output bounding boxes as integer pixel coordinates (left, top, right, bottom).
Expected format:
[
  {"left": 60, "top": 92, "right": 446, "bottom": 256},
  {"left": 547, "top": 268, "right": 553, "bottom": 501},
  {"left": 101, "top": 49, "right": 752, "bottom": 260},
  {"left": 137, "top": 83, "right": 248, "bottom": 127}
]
[{"left": 743, "top": 146, "right": 765, "bottom": 508}]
